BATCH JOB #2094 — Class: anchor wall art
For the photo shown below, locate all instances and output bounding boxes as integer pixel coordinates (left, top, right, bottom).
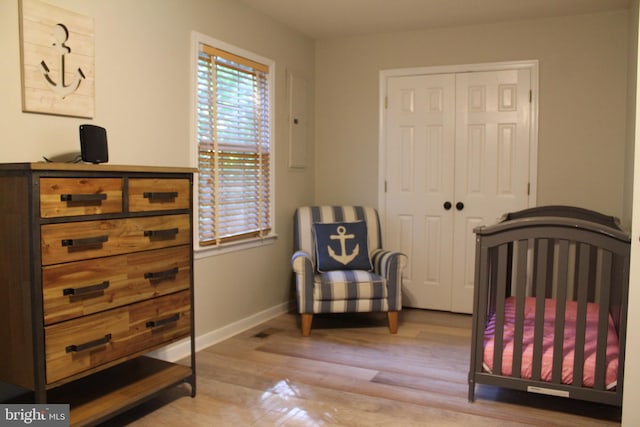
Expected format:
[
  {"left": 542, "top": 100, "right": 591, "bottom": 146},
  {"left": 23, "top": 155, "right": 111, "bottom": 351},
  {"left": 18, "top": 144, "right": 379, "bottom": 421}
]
[{"left": 19, "top": 0, "right": 95, "bottom": 118}]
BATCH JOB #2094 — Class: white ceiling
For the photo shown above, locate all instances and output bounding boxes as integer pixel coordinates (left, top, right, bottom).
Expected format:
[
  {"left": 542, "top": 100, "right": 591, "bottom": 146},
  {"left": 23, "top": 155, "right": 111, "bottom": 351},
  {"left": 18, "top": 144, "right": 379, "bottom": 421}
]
[{"left": 238, "top": 0, "right": 630, "bottom": 40}]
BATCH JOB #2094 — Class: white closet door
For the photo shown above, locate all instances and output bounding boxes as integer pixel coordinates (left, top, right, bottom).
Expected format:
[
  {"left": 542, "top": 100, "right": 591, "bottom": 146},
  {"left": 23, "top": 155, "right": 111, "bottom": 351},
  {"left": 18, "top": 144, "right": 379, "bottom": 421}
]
[
  {"left": 383, "top": 67, "right": 532, "bottom": 313},
  {"left": 384, "top": 74, "right": 456, "bottom": 310},
  {"left": 451, "top": 69, "right": 531, "bottom": 313}
]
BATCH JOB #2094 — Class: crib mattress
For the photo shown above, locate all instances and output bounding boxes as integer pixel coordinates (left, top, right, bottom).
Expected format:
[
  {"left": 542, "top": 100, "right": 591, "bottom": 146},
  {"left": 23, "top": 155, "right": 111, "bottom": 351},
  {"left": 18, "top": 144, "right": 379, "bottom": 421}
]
[{"left": 483, "top": 296, "right": 619, "bottom": 389}]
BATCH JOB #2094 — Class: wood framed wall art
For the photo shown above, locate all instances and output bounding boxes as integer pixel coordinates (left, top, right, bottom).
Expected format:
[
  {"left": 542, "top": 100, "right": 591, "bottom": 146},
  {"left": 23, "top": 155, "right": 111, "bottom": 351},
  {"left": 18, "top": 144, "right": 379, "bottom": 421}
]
[{"left": 19, "top": 0, "right": 95, "bottom": 118}]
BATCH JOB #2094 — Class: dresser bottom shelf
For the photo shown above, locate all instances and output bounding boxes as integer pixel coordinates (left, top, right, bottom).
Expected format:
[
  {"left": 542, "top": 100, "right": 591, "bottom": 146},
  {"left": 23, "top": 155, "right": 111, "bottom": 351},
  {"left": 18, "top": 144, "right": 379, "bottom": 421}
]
[{"left": 47, "top": 356, "right": 195, "bottom": 426}]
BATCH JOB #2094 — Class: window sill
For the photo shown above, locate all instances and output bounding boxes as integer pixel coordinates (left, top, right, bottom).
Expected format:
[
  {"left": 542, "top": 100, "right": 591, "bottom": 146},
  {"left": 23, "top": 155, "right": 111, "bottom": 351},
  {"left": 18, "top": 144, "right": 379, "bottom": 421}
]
[{"left": 194, "top": 234, "right": 278, "bottom": 259}]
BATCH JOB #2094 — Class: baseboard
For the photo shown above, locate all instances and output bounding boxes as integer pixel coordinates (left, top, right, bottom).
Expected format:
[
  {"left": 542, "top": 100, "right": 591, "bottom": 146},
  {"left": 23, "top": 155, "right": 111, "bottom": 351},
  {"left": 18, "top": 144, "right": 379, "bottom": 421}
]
[{"left": 147, "top": 301, "right": 291, "bottom": 362}]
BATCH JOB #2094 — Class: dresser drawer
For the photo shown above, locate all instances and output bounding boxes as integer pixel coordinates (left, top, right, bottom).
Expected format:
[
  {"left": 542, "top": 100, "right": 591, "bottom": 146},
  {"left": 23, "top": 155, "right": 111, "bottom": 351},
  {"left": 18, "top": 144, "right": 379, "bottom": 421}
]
[
  {"left": 128, "top": 178, "right": 190, "bottom": 212},
  {"left": 40, "top": 178, "right": 123, "bottom": 218},
  {"left": 45, "top": 290, "right": 191, "bottom": 384},
  {"left": 41, "top": 214, "right": 190, "bottom": 265},
  {"left": 42, "top": 246, "right": 191, "bottom": 325}
]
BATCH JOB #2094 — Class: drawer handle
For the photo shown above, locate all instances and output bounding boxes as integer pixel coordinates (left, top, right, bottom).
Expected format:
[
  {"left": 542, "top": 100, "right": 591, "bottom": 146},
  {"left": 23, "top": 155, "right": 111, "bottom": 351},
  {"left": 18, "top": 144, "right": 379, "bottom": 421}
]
[
  {"left": 60, "top": 193, "right": 107, "bottom": 202},
  {"left": 144, "top": 228, "right": 179, "bottom": 239},
  {"left": 63, "top": 280, "right": 110, "bottom": 296},
  {"left": 146, "top": 313, "right": 180, "bottom": 328},
  {"left": 65, "top": 333, "right": 112, "bottom": 353},
  {"left": 61, "top": 235, "right": 109, "bottom": 247},
  {"left": 143, "top": 191, "right": 178, "bottom": 200},
  {"left": 144, "top": 267, "right": 179, "bottom": 280}
]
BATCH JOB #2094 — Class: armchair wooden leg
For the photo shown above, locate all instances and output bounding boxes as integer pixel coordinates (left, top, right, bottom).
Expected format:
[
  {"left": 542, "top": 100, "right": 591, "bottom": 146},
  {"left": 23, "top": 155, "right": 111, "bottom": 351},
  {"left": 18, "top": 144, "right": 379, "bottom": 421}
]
[
  {"left": 301, "top": 313, "right": 313, "bottom": 337},
  {"left": 387, "top": 311, "right": 399, "bottom": 334}
]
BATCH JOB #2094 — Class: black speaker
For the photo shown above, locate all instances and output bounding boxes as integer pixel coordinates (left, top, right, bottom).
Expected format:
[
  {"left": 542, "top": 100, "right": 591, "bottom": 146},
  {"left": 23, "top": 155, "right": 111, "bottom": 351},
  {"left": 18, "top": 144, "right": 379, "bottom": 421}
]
[{"left": 79, "top": 124, "right": 109, "bottom": 164}]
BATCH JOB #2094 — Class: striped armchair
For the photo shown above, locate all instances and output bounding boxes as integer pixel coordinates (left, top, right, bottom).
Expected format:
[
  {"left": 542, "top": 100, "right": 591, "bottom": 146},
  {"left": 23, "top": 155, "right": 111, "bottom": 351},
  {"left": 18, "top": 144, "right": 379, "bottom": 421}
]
[{"left": 291, "top": 206, "right": 407, "bottom": 336}]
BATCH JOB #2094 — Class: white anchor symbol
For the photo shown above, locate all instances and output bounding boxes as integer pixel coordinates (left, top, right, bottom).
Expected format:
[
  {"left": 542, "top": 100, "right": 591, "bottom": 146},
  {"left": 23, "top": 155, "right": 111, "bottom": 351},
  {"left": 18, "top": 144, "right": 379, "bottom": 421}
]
[
  {"left": 328, "top": 225, "right": 360, "bottom": 265},
  {"left": 40, "top": 23, "right": 85, "bottom": 99}
]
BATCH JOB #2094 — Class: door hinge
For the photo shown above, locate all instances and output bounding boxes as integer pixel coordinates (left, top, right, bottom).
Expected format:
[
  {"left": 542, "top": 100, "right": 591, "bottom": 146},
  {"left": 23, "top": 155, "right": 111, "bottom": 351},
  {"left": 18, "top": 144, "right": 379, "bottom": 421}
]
[
  {"left": 385, "top": 96, "right": 388, "bottom": 109},
  {"left": 385, "top": 180, "right": 388, "bottom": 192},
  {"left": 529, "top": 90, "right": 532, "bottom": 103},
  {"left": 527, "top": 182, "right": 530, "bottom": 195}
]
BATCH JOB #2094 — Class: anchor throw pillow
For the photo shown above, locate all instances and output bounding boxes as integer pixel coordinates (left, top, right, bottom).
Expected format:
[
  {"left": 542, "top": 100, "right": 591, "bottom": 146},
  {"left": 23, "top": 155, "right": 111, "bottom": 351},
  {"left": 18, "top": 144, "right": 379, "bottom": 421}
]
[{"left": 313, "top": 221, "right": 372, "bottom": 273}]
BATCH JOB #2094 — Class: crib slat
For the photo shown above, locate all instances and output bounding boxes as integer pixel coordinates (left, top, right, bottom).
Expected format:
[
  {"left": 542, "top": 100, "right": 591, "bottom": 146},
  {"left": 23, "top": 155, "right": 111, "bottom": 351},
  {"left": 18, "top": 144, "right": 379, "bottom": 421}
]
[
  {"left": 512, "top": 239, "right": 529, "bottom": 378},
  {"left": 472, "top": 235, "right": 491, "bottom": 375},
  {"left": 469, "top": 234, "right": 485, "bottom": 402},
  {"left": 532, "top": 239, "right": 550, "bottom": 381},
  {"left": 573, "top": 243, "right": 590, "bottom": 386},
  {"left": 492, "top": 243, "right": 509, "bottom": 376},
  {"left": 594, "top": 250, "right": 612, "bottom": 390},
  {"left": 552, "top": 240, "right": 569, "bottom": 384}
]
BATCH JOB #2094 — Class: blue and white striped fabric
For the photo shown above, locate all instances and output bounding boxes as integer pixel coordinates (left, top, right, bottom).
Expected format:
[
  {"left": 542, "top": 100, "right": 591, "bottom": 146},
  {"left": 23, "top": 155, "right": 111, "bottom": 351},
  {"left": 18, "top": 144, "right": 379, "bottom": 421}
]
[
  {"left": 292, "top": 206, "right": 406, "bottom": 315},
  {"left": 294, "top": 206, "right": 382, "bottom": 262}
]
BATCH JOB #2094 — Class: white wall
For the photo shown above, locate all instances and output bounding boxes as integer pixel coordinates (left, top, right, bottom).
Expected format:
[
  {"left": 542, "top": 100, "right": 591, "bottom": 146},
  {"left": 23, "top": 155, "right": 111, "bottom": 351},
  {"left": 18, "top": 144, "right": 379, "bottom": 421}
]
[
  {"left": 0, "top": 0, "right": 315, "bottom": 353},
  {"left": 623, "top": 2, "right": 640, "bottom": 425},
  {"left": 315, "top": 11, "right": 629, "bottom": 221}
]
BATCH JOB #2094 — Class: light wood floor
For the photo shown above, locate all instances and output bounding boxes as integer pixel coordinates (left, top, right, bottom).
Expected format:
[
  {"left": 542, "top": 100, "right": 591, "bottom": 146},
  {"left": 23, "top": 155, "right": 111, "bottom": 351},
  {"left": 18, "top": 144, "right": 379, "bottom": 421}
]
[{"left": 104, "top": 309, "right": 622, "bottom": 426}]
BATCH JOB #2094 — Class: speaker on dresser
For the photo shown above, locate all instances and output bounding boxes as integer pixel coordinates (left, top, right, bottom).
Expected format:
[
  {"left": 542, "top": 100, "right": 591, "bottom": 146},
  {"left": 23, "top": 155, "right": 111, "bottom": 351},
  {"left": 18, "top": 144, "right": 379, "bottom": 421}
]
[{"left": 79, "top": 124, "right": 109, "bottom": 164}]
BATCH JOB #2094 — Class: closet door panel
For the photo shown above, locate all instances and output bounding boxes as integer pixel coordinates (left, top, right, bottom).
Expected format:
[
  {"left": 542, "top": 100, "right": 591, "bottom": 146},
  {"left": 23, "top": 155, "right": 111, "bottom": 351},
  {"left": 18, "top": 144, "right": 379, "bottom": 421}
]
[
  {"left": 385, "top": 74, "right": 455, "bottom": 310},
  {"left": 452, "top": 69, "right": 531, "bottom": 313}
]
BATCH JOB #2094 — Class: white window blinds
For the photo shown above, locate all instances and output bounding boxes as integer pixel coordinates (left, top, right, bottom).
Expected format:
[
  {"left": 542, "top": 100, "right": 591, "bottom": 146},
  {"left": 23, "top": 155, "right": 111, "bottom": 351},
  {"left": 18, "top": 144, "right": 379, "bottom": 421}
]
[{"left": 197, "top": 44, "right": 272, "bottom": 246}]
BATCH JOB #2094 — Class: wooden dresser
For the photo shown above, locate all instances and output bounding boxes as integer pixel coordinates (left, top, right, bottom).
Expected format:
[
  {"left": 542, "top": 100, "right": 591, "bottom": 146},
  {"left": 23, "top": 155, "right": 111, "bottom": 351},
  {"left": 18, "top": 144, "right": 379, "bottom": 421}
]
[{"left": 0, "top": 163, "right": 196, "bottom": 426}]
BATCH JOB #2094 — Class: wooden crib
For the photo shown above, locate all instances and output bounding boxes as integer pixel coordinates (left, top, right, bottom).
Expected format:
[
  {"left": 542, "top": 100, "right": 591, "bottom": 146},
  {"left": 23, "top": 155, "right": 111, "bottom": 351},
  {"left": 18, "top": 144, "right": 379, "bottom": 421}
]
[{"left": 468, "top": 206, "right": 631, "bottom": 406}]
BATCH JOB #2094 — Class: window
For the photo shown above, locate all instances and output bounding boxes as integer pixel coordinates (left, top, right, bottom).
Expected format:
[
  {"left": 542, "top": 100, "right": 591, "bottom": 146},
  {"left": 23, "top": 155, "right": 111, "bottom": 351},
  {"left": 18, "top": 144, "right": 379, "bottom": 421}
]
[{"left": 195, "top": 35, "right": 274, "bottom": 250}]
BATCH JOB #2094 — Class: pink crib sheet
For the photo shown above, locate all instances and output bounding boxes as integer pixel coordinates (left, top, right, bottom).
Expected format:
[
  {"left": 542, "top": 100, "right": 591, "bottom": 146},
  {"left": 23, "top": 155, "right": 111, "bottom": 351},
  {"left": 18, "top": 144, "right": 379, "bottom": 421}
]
[{"left": 483, "top": 296, "right": 619, "bottom": 389}]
